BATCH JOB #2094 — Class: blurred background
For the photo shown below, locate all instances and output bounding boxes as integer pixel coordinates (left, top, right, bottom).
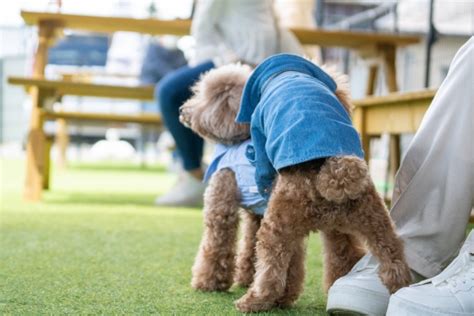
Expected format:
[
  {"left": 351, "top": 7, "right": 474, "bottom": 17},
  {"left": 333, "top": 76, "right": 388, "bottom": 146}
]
[
  {"left": 0, "top": 2, "right": 473, "bottom": 314},
  {"left": 1, "top": 0, "right": 473, "bottom": 185}
]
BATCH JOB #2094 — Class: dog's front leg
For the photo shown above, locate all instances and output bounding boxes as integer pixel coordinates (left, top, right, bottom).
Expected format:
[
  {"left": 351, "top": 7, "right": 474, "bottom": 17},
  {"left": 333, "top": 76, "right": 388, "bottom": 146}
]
[
  {"left": 191, "top": 169, "right": 240, "bottom": 291},
  {"left": 234, "top": 211, "right": 261, "bottom": 287},
  {"left": 235, "top": 174, "right": 310, "bottom": 312}
]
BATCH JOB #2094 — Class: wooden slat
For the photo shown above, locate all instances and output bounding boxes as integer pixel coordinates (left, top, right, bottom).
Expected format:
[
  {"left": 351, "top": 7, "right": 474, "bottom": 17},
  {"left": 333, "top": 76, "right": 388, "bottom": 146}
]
[
  {"left": 21, "top": 11, "right": 420, "bottom": 48},
  {"left": 22, "top": 11, "right": 191, "bottom": 36},
  {"left": 291, "top": 27, "right": 420, "bottom": 47},
  {"left": 42, "top": 110, "right": 162, "bottom": 125},
  {"left": 353, "top": 90, "right": 436, "bottom": 108},
  {"left": 353, "top": 90, "right": 436, "bottom": 135},
  {"left": 362, "top": 103, "right": 428, "bottom": 135},
  {"left": 8, "top": 77, "right": 154, "bottom": 100}
]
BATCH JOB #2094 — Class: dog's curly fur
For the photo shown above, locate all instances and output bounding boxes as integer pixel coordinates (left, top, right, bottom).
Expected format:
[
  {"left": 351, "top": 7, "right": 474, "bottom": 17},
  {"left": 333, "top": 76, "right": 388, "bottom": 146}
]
[
  {"left": 181, "top": 64, "right": 260, "bottom": 291},
  {"left": 180, "top": 62, "right": 411, "bottom": 313}
]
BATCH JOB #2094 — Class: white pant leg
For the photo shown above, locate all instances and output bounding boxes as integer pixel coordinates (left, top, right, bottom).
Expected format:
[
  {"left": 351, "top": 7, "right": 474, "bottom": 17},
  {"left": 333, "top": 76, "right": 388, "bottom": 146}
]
[{"left": 390, "top": 37, "right": 474, "bottom": 278}]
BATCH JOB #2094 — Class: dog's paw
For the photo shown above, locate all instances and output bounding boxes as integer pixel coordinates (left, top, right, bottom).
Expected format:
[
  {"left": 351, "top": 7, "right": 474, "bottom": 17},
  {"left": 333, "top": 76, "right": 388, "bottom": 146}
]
[
  {"left": 234, "top": 291, "right": 276, "bottom": 313},
  {"left": 191, "top": 276, "right": 232, "bottom": 292},
  {"left": 275, "top": 295, "right": 297, "bottom": 309},
  {"left": 379, "top": 260, "right": 412, "bottom": 294}
]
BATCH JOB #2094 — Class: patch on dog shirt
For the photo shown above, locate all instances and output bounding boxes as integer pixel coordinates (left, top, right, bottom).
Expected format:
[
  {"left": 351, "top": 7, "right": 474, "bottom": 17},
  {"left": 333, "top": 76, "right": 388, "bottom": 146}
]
[{"left": 204, "top": 139, "right": 267, "bottom": 215}]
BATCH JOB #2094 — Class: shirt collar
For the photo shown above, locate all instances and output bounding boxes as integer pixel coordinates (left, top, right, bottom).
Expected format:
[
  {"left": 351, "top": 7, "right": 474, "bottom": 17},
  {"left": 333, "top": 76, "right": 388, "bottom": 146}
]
[{"left": 235, "top": 54, "right": 337, "bottom": 123}]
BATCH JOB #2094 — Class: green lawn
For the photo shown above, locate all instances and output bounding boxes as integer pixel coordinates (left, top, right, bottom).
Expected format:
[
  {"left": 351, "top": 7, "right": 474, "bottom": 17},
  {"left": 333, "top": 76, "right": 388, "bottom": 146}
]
[{"left": 0, "top": 159, "right": 326, "bottom": 315}]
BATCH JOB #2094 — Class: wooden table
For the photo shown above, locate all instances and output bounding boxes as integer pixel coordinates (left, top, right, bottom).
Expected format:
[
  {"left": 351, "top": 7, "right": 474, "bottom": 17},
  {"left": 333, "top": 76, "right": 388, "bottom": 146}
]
[
  {"left": 353, "top": 90, "right": 474, "bottom": 223},
  {"left": 17, "top": 10, "right": 420, "bottom": 201},
  {"left": 23, "top": 10, "right": 420, "bottom": 93}
]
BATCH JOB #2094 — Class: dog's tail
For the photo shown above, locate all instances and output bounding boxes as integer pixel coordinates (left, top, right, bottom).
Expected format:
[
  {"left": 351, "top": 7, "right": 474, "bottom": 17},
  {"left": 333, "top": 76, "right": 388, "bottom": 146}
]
[{"left": 315, "top": 156, "right": 371, "bottom": 203}]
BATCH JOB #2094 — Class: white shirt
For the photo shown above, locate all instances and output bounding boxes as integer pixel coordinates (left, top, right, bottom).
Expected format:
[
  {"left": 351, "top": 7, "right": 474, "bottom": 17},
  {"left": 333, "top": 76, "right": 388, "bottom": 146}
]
[{"left": 190, "top": 0, "right": 303, "bottom": 66}]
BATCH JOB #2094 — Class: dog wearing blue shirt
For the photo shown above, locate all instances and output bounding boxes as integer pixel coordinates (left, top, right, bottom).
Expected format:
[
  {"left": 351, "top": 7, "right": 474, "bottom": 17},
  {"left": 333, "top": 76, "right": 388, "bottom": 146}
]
[{"left": 180, "top": 56, "right": 411, "bottom": 313}]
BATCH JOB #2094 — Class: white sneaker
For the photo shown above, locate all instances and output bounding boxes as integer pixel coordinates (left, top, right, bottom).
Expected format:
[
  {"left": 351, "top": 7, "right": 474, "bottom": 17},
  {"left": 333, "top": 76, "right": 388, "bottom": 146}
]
[
  {"left": 387, "top": 230, "right": 474, "bottom": 316},
  {"left": 326, "top": 254, "right": 423, "bottom": 316},
  {"left": 154, "top": 172, "right": 206, "bottom": 207}
]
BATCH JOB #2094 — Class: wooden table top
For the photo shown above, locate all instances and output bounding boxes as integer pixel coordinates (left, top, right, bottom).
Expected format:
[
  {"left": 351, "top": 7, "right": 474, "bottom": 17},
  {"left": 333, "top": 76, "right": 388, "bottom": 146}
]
[
  {"left": 21, "top": 10, "right": 420, "bottom": 48},
  {"left": 353, "top": 89, "right": 436, "bottom": 108}
]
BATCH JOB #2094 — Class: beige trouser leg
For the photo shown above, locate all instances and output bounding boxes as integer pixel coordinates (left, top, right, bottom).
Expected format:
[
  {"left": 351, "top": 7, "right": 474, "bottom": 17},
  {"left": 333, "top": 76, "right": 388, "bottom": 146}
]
[{"left": 390, "top": 37, "right": 474, "bottom": 277}]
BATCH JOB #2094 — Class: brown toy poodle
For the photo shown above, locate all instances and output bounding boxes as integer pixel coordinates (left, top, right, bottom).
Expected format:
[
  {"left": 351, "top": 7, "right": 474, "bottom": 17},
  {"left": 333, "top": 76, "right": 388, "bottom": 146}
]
[{"left": 179, "top": 59, "right": 411, "bottom": 313}]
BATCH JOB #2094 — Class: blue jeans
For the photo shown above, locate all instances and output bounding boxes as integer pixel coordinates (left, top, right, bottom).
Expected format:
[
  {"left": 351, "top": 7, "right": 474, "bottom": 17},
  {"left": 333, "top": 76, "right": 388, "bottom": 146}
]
[{"left": 155, "top": 61, "right": 215, "bottom": 171}]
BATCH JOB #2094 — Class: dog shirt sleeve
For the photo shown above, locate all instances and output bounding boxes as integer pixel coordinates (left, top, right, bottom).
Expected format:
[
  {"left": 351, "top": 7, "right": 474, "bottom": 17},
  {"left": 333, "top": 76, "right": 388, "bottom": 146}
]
[
  {"left": 248, "top": 121, "right": 276, "bottom": 200},
  {"left": 203, "top": 143, "right": 229, "bottom": 183}
]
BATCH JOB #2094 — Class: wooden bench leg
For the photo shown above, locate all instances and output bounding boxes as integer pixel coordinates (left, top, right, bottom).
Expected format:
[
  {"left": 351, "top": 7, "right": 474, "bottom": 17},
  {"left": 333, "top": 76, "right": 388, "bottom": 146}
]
[
  {"left": 56, "top": 118, "right": 69, "bottom": 169},
  {"left": 25, "top": 21, "right": 56, "bottom": 200},
  {"left": 381, "top": 45, "right": 400, "bottom": 201},
  {"left": 388, "top": 134, "right": 401, "bottom": 182},
  {"left": 24, "top": 88, "right": 47, "bottom": 201},
  {"left": 24, "top": 121, "right": 45, "bottom": 199},
  {"left": 381, "top": 45, "right": 399, "bottom": 93},
  {"left": 43, "top": 135, "right": 53, "bottom": 190},
  {"left": 366, "top": 64, "right": 379, "bottom": 96}
]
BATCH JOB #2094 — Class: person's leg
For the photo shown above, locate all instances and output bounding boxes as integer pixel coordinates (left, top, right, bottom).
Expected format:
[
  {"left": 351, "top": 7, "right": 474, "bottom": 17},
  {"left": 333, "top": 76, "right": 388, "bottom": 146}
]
[
  {"left": 390, "top": 36, "right": 474, "bottom": 277},
  {"left": 156, "top": 60, "right": 214, "bottom": 176},
  {"left": 327, "top": 37, "right": 474, "bottom": 315},
  {"left": 155, "top": 61, "right": 214, "bottom": 206}
]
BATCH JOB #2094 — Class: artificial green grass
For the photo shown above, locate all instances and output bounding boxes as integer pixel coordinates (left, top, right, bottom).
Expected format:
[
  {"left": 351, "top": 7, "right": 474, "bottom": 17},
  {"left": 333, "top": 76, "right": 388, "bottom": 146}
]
[{"left": 0, "top": 159, "right": 326, "bottom": 315}]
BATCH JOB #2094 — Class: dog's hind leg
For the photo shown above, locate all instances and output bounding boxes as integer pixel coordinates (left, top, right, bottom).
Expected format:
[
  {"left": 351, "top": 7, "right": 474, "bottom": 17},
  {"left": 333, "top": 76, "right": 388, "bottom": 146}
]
[
  {"left": 235, "top": 173, "right": 311, "bottom": 312},
  {"left": 191, "top": 168, "right": 240, "bottom": 291},
  {"left": 351, "top": 185, "right": 412, "bottom": 294},
  {"left": 275, "top": 236, "right": 307, "bottom": 308},
  {"left": 320, "top": 230, "right": 366, "bottom": 292},
  {"left": 234, "top": 211, "right": 261, "bottom": 287}
]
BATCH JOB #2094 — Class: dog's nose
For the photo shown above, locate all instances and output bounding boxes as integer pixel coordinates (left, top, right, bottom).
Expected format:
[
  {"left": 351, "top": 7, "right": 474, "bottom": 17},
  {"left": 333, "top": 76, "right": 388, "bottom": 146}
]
[{"left": 179, "top": 107, "right": 184, "bottom": 115}]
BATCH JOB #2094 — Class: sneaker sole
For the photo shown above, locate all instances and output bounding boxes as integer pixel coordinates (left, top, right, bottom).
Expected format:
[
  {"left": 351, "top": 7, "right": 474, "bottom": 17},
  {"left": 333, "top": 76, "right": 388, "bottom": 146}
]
[
  {"left": 326, "top": 284, "right": 390, "bottom": 316},
  {"left": 327, "top": 308, "right": 367, "bottom": 316}
]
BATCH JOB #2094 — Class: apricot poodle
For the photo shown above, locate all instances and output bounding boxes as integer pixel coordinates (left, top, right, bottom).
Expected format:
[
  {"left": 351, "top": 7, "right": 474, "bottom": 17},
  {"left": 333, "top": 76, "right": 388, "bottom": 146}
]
[{"left": 180, "top": 58, "right": 411, "bottom": 313}]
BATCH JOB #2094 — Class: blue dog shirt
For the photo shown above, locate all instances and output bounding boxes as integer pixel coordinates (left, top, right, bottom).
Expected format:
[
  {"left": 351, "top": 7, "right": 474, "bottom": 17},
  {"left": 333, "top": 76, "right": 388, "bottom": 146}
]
[
  {"left": 204, "top": 139, "right": 267, "bottom": 215},
  {"left": 236, "top": 54, "right": 364, "bottom": 200}
]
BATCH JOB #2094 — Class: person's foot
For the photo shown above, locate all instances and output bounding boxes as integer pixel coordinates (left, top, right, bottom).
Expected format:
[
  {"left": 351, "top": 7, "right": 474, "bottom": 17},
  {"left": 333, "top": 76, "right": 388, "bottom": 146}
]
[
  {"left": 154, "top": 172, "right": 206, "bottom": 207},
  {"left": 387, "top": 230, "right": 474, "bottom": 316},
  {"left": 326, "top": 254, "right": 423, "bottom": 316}
]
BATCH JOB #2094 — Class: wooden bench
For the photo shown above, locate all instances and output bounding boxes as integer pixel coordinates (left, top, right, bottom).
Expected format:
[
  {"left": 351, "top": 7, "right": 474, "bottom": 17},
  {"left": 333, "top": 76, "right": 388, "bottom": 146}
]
[
  {"left": 23, "top": 10, "right": 420, "bottom": 95},
  {"left": 353, "top": 90, "right": 474, "bottom": 223},
  {"left": 10, "top": 76, "right": 433, "bottom": 199},
  {"left": 353, "top": 89, "right": 436, "bottom": 173},
  {"left": 14, "top": 10, "right": 421, "bottom": 201},
  {"left": 353, "top": 89, "right": 435, "bottom": 197},
  {"left": 8, "top": 77, "right": 158, "bottom": 200}
]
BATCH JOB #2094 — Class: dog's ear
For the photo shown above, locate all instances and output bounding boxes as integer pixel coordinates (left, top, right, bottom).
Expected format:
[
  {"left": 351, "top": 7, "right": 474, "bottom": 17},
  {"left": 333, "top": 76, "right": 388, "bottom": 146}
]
[
  {"left": 197, "top": 63, "right": 252, "bottom": 114},
  {"left": 315, "top": 156, "right": 370, "bottom": 203}
]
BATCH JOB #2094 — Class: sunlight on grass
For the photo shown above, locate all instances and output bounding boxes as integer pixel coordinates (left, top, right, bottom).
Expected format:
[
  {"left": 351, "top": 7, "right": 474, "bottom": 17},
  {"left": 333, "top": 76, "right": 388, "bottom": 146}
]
[{"left": 0, "top": 159, "right": 327, "bottom": 315}]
